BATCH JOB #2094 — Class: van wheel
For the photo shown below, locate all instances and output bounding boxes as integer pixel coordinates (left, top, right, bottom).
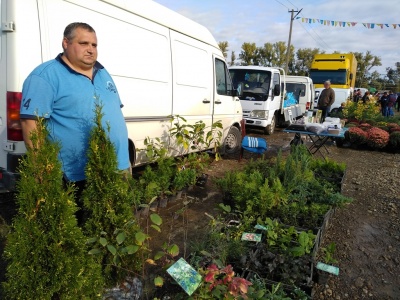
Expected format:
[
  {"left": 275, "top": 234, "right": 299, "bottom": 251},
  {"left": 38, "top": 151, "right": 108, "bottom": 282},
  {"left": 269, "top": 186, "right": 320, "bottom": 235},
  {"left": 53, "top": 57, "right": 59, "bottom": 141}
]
[
  {"left": 265, "top": 116, "right": 276, "bottom": 135},
  {"left": 223, "top": 127, "right": 241, "bottom": 154}
]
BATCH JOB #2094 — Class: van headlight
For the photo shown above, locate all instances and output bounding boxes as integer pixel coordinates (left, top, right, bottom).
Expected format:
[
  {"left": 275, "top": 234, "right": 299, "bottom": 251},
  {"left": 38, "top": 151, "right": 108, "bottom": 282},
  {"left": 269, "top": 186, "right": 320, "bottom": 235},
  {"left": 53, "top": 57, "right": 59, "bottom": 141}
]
[{"left": 250, "top": 110, "right": 269, "bottom": 119}]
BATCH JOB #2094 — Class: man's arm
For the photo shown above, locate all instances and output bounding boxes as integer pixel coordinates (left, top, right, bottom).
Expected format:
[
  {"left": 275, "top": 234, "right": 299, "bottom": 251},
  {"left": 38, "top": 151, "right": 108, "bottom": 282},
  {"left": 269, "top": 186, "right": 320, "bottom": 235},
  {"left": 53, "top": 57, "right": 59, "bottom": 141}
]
[
  {"left": 329, "top": 89, "right": 335, "bottom": 106},
  {"left": 21, "top": 119, "right": 37, "bottom": 149}
]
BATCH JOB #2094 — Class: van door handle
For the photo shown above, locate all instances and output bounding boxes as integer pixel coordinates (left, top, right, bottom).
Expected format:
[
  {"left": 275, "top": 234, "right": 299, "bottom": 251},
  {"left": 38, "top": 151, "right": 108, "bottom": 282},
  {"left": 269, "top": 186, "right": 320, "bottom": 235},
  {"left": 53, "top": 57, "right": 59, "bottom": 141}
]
[
  {"left": 203, "top": 99, "right": 210, "bottom": 103},
  {"left": 215, "top": 100, "right": 222, "bottom": 104}
]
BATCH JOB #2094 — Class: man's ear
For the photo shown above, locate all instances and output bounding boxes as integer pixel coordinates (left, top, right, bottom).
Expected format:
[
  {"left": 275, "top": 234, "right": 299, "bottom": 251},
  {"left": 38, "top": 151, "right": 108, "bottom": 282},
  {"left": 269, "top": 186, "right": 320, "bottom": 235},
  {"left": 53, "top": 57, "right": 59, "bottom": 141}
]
[{"left": 62, "top": 37, "right": 69, "bottom": 50}]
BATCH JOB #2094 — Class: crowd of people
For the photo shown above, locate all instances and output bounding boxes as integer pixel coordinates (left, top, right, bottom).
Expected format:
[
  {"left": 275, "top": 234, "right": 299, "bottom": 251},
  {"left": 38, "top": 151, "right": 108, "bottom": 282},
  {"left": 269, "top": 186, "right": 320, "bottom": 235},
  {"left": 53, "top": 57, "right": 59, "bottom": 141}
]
[{"left": 352, "top": 88, "right": 400, "bottom": 117}]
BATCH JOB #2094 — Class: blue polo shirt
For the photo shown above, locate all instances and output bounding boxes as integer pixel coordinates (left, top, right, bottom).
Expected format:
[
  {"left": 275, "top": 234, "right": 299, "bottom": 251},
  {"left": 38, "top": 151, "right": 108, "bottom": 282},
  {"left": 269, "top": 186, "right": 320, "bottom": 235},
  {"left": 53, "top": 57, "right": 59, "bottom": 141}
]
[{"left": 20, "top": 54, "right": 130, "bottom": 181}]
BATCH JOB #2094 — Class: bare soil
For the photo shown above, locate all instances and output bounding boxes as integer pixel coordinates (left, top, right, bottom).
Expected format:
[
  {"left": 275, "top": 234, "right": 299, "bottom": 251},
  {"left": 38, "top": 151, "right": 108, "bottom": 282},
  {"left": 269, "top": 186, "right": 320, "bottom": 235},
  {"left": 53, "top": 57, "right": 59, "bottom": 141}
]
[{"left": 1, "top": 127, "right": 400, "bottom": 299}]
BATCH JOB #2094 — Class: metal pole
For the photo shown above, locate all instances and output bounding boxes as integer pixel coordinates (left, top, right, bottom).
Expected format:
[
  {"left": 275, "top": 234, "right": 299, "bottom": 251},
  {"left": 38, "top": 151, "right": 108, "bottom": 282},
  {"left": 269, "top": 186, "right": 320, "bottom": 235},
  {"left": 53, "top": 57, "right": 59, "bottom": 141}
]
[{"left": 285, "top": 8, "right": 302, "bottom": 75}]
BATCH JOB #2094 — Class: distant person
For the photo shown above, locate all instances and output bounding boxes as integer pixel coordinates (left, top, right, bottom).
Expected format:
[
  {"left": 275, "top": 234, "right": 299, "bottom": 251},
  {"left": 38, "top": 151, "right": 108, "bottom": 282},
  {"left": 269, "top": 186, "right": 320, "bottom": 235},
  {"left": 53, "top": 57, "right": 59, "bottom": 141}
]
[
  {"left": 388, "top": 91, "right": 397, "bottom": 116},
  {"left": 397, "top": 93, "right": 400, "bottom": 112},
  {"left": 379, "top": 92, "right": 390, "bottom": 117},
  {"left": 353, "top": 89, "right": 361, "bottom": 103},
  {"left": 317, "top": 80, "right": 335, "bottom": 122},
  {"left": 362, "top": 91, "right": 371, "bottom": 104}
]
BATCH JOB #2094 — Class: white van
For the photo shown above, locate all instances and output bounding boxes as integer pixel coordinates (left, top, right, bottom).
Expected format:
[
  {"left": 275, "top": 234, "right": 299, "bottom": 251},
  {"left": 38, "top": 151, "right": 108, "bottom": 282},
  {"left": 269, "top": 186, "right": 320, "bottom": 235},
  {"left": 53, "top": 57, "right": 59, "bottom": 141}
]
[
  {"left": 285, "top": 75, "right": 315, "bottom": 114},
  {"left": 0, "top": 0, "right": 243, "bottom": 192}
]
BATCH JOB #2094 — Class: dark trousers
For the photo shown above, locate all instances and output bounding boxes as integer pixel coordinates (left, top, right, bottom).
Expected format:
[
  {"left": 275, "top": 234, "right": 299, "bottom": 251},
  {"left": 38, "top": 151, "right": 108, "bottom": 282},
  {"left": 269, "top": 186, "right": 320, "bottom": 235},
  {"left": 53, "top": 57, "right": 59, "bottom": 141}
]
[{"left": 319, "top": 106, "right": 330, "bottom": 123}]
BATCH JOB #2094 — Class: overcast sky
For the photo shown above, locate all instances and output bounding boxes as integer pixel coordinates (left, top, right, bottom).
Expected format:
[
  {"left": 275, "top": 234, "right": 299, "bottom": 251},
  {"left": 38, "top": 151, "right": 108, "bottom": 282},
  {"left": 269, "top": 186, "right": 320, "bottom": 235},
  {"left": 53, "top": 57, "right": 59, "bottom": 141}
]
[{"left": 154, "top": 0, "right": 400, "bottom": 76}]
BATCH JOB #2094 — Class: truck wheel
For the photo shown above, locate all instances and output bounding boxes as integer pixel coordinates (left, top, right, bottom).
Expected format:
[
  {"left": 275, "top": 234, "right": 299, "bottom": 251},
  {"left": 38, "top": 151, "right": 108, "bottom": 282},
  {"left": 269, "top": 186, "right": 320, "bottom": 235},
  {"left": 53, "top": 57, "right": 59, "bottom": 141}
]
[
  {"left": 265, "top": 116, "right": 276, "bottom": 135},
  {"left": 223, "top": 126, "right": 241, "bottom": 154}
]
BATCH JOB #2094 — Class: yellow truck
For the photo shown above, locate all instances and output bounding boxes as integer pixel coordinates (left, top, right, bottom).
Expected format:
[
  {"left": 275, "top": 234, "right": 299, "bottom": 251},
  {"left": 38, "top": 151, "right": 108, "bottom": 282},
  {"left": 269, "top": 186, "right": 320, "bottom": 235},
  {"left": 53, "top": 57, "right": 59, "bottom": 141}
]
[{"left": 310, "top": 53, "right": 357, "bottom": 113}]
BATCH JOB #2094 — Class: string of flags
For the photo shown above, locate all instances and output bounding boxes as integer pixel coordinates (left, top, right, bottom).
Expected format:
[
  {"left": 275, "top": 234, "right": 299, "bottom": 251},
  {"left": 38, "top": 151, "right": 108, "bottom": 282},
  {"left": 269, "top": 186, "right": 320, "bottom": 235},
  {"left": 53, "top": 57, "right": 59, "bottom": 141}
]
[{"left": 296, "top": 17, "right": 400, "bottom": 29}]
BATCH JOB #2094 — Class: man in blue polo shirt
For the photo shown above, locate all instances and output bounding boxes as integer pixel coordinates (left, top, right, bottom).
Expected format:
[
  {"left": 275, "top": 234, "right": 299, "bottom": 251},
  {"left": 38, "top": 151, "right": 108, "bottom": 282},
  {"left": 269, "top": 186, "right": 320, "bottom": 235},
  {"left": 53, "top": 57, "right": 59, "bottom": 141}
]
[{"left": 20, "top": 22, "right": 130, "bottom": 185}]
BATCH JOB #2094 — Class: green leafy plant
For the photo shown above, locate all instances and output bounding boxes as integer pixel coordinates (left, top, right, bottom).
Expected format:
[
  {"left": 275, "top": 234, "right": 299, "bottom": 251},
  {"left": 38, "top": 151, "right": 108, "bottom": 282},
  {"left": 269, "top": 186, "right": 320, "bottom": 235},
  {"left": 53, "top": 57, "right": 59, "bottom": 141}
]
[
  {"left": 321, "top": 242, "right": 338, "bottom": 265},
  {"left": 3, "top": 117, "right": 103, "bottom": 299}
]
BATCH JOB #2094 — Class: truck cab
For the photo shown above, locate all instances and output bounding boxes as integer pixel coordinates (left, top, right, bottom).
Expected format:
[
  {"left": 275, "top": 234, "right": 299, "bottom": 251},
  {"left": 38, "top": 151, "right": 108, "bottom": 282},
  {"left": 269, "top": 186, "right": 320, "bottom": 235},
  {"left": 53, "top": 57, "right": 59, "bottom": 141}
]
[{"left": 229, "top": 66, "right": 302, "bottom": 135}]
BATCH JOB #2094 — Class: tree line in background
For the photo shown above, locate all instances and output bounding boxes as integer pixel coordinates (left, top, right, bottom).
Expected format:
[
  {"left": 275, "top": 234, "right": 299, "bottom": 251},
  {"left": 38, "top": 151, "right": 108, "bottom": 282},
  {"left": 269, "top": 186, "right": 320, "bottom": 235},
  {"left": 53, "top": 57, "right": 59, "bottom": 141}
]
[{"left": 218, "top": 41, "right": 400, "bottom": 92}]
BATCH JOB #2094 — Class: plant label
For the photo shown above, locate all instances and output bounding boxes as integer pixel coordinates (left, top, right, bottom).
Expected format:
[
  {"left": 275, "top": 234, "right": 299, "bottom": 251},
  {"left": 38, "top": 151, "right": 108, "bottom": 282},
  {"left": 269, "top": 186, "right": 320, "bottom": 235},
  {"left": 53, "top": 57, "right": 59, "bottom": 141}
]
[
  {"left": 316, "top": 262, "right": 340, "bottom": 276},
  {"left": 254, "top": 224, "right": 268, "bottom": 231},
  {"left": 241, "top": 232, "right": 262, "bottom": 242},
  {"left": 167, "top": 257, "right": 202, "bottom": 295}
]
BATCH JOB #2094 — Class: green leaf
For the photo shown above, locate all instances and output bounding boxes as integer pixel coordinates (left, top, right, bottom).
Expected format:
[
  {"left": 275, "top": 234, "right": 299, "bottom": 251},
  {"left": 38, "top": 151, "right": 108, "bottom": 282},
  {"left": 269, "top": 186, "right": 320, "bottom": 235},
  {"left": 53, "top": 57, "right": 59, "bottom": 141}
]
[
  {"left": 200, "top": 250, "right": 212, "bottom": 257},
  {"left": 86, "top": 237, "right": 98, "bottom": 244},
  {"left": 107, "top": 244, "right": 117, "bottom": 256},
  {"left": 88, "top": 248, "right": 102, "bottom": 255},
  {"left": 150, "top": 213, "right": 162, "bottom": 226},
  {"left": 167, "top": 244, "right": 179, "bottom": 257},
  {"left": 154, "top": 251, "right": 165, "bottom": 260},
  {"left": 154, "top": 276, "right": 164, "bottom": 287},
  {"left": 116, "top": 232, "right": 126, "bottom": 245},
  {"left": 113, "top": 254, "right": 121, "bottom": 265},
  {"left": 218, "top": 203, "right": 231, "bottom": 213},
  {"left": 298, "top": 231, "right": 310, "bottom": 248},
  {"left": 151, "top": 224, "right": 161, "bottom": 232},
  {"left": 125, "top": 245, "right": 139, "bottom": 254},
  {"left": 99, "top": 237, "right": 108, "bottom": 247},
  {"left": 291, "top": 246, "right": 305, "bottom": 257},
  {"left": 135, "top": 231, "right": 147, "bottom": 245}
]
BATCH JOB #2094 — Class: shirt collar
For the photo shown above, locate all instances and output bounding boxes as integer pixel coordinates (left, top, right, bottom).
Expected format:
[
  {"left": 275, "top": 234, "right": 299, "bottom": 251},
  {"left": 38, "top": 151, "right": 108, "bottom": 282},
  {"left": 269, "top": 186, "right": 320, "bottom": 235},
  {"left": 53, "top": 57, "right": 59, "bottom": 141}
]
[{"left": 55, "top": 53, "right": 104, "bottom": 76}]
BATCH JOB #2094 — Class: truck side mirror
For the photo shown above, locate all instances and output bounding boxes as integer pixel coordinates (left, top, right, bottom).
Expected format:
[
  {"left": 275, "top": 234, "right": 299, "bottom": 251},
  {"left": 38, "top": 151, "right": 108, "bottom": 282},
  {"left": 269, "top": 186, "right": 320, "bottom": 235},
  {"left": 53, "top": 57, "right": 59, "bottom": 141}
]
[
  {"left": 235, "top": 82, "right": 244, "bottom": 97},
  {"left": 273, "top": 84, "right": 280, "bottom": 96}
]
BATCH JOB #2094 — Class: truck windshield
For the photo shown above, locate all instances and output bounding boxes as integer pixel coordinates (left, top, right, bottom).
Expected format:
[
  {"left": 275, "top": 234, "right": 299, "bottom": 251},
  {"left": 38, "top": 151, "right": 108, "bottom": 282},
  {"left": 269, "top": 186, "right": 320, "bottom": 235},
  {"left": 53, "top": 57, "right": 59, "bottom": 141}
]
[
  {"left": 229, "top": 69, "right": 271, "bottom": 101},
  {"left": 309, "top": 70, "right": 347, "bottom": 85}
]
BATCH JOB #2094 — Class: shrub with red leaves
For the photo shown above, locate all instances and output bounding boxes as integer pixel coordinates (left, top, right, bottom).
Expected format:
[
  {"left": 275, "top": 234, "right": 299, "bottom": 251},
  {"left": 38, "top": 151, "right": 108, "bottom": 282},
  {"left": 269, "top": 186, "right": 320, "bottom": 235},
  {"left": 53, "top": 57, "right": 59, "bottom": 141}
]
[
  {"left": 359, "top": 123, "right": 372, "bottom": 131},
  {"left": 367, "top": 127, "right": 389, "bottom": 149},
  {"left": 347, "top": 127, "right": 368, "bottom": 144},
  {"left": 389, "top": 126, "right": 400, "bottom": 133}
]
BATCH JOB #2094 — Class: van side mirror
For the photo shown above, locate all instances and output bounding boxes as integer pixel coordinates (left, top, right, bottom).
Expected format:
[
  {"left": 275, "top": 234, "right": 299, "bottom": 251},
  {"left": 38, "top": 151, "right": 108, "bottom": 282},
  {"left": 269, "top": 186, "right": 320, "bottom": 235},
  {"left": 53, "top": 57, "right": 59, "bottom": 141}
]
[
  {"left": 273, "top": 84, "right": 280, "bottom": 96},
  {"left": 235, "top": 82, "right": 244, "bottom": 97}
]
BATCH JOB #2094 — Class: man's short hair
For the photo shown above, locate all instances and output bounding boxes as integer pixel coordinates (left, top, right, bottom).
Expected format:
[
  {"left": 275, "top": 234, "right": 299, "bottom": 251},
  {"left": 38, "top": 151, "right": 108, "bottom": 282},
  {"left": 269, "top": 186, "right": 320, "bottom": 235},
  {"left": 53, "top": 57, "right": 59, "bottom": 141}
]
[
  {"left": 324, "top": 80, "right": 331, "bottom": 85},
  {"left": 64, "top": 22, "right": 95, "bottom": 40}
]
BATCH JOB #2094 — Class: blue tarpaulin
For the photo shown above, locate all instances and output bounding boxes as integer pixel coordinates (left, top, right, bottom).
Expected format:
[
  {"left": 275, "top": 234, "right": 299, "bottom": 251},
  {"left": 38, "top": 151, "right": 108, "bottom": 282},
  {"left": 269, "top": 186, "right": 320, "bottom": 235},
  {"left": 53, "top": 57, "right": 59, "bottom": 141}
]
[{"left": 283, "top": 92, "right": 298, "bottom": 108}]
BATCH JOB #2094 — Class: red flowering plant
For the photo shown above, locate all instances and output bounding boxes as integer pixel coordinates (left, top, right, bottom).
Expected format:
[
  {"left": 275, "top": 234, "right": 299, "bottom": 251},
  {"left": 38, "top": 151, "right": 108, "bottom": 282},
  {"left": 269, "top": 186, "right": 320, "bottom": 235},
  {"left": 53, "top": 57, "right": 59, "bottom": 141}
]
[
  {"left": 346, "top": 127, "right": 368, "bottom": 145},
  {"left": 358, "top": 123, "right": 372, "bottom": 131},
  {"left": 191, "top": 264, "right": 252, "bottom": 299},
  {"left": 390, "top": 126, "right": 400, "bottom": 133},
  {"left": 366, "top": 127, "right": 390, "bottom": 149}
]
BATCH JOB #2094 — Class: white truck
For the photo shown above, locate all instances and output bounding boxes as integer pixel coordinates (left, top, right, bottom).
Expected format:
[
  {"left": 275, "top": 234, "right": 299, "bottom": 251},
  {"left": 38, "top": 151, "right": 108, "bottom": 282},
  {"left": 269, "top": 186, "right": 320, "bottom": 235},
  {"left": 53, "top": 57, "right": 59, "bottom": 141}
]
[
  {"left": 229, "top": 66, "right": 303, "bottom": 135},
  {"left": 0, "top": 0, "right": 243, "bottom": 192}
]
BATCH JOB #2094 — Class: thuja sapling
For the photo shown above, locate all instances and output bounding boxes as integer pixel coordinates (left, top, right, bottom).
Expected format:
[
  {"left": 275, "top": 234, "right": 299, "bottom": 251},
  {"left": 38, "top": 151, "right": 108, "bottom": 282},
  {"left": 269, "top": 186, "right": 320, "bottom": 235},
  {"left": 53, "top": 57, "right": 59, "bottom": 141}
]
[
  {"left": 82, "top": 102, "right": 143, "bottom": 287},
  {"left": 3, "top": 117, "right": 103, "bottom": 299}
]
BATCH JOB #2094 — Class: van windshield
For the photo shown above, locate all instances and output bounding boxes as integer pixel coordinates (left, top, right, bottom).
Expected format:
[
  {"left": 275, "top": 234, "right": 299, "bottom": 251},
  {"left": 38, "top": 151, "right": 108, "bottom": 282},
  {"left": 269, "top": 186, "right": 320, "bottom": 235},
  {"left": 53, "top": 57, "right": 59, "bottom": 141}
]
[
  {"left": 229, "top": 69, "right": 271, "bottom": 101},
  {"left": 309, "top": 70, "right": 347, "bottom": 85}
]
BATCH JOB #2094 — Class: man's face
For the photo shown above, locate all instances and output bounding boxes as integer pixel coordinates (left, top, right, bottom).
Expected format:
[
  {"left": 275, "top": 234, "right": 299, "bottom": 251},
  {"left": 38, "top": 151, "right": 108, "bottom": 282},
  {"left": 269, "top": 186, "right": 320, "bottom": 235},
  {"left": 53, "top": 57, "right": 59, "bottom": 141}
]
[
  {"left": 324, "top": 82, "right": 330, "bottom": 88},
  {"left": 63, "top": 28, "right": 97, "bottom": 70}
]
